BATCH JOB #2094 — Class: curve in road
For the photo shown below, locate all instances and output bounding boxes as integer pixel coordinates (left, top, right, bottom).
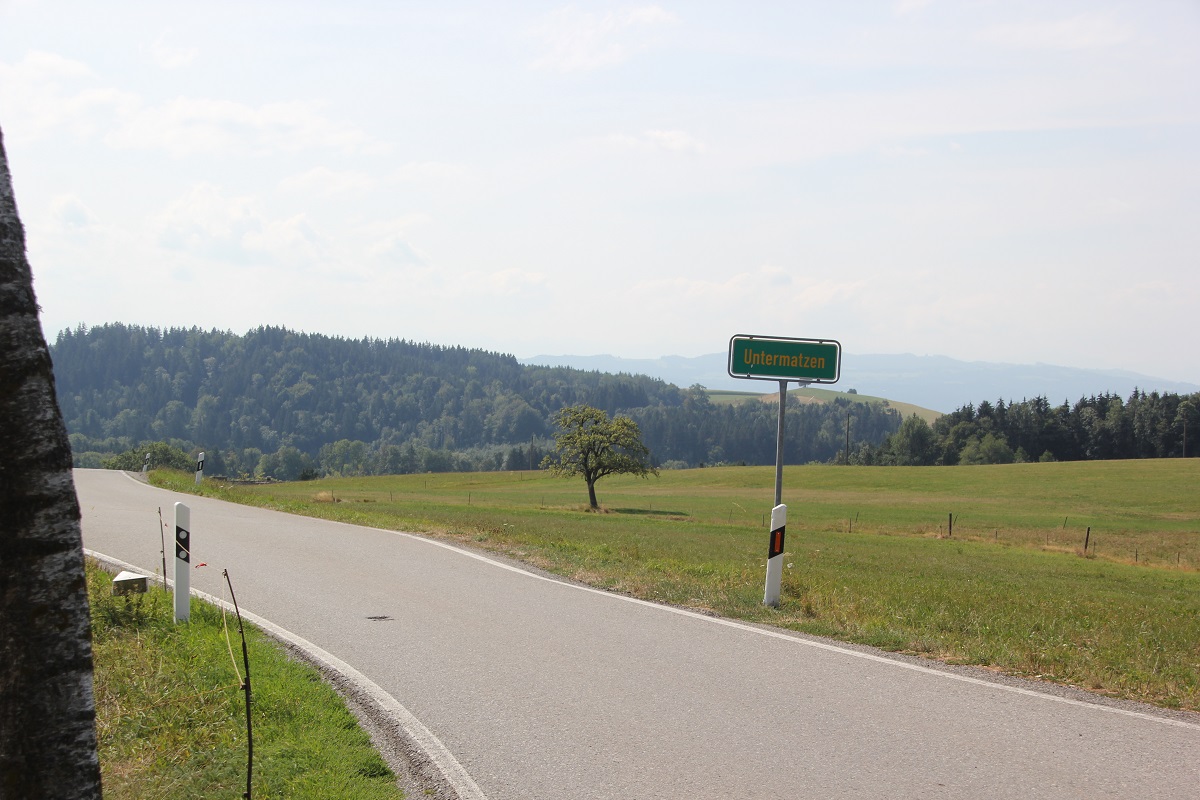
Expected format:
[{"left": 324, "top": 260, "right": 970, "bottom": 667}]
[{"left": 77, "top": 469, "right": 1200, "bottom": 799}]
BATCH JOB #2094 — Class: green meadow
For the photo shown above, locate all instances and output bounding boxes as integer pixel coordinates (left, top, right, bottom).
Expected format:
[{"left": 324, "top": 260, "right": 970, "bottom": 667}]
[
  {"left": 706, "top": 386, "right": 940, "bottom": 422},
  {"left": 88, "top": 562, "right": 405, "bottom": 799},
  {"left": 155, "top": 459, "right": 1200, "bottom": 711}
]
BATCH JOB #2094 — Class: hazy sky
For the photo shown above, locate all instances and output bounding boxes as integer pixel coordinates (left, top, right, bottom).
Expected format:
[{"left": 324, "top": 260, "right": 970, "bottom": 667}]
[{"left": 2, "top": 1, "right": 1197, "bottom": 381}]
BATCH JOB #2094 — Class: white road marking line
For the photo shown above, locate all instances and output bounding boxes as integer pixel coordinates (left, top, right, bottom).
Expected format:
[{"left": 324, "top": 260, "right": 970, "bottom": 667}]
[{"left": 85, "top": 548, "right": 489, "bottom": 800}]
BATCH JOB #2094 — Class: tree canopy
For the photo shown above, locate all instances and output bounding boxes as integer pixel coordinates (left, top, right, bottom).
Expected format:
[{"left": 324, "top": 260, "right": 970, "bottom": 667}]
[
  {"left": 45, "top": 323, "right": 1199, "bottom": 475},
  {"left": 859, "top": 390, "right": 1200, "bottom": 466},
  {"left": 541, "top": 405, "right": 657, "bottom": 509},
  {"left": 49, "top": 323, "right": 904, "bottom": 476}
]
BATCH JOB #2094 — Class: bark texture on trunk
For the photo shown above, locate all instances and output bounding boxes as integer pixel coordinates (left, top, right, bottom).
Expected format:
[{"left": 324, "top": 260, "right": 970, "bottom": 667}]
[{"left": 0, "top": 127, "right": 102, "bottom": 799}]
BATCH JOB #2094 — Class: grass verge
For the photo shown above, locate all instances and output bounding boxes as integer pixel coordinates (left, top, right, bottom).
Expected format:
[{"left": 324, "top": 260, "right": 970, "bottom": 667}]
[
  {"left": 152, "top": 460, "right": 1200, "bottom": 711},
  {"left": 88, "top": 561, "right": 405, "bottom": 799}
]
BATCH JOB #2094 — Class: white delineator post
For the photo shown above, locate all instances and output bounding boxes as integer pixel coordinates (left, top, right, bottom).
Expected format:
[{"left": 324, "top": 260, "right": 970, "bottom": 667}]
[
  {"left": 194, "top": 451, "right": 205, "bottom": 485},
  {"left": 764, "top": 503, "right": 786, "bottom": 607},
  {"left": 173, "top": 502, "right": 191, "bottom": 622}
]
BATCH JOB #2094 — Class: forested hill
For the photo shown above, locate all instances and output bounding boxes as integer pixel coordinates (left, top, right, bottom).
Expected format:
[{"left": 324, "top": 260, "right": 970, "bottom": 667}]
[{"left": 50, "top": 324, "right": 903, "bottom": 477}]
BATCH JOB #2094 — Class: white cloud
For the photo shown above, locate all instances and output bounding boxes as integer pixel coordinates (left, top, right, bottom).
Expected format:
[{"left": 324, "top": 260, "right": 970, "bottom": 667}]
[
  {"left": 369, "top": 233, "right": 428, "bottom": 267},
  {"left": 461, "top": 267, "right": 546, "bottom": 296},
  {"left": 643, "top": 129, "right": 705, "bottom": 154},
  {"left": 0, "top": 50, "right": 381, "bottom": 156},
  {"left": 530, "top": 5, "right": 676, "bottom": 72},
  {"left": 983, "top": 14, "right": 1131, "bottom": 51},
  {"left": 392, "top": 161, "right": 470, "bottom": 182},
  {"left": 605, "top": 129, "right": 705, "bottom": 154},
  {"left": 632, "top": 266, "right": 864, "bottom": 314},
  {"left": 4, "top": 49, "right": 92, "bottom": 80},
  {"left": 154, "top": 183, "right": 325, "bottom": 267},
  {"left": 151, "top": 32, "right": 199, "bottom": 69},
  {"left": 242, "top": 214, "right": 325, "bottom": 264},
  {"left": 156, "top": 183, "right": 254, "bottom": 250},
  {"left": 50, "top": 195, "right": 95, "bottom": 231},
  {"left": 10, "top": 3, "right": 1199, "bottom": 381},
  {"left": 280, "top": 166, "right": 377, "bottom": 196},
  {"left": 0, "top": 51, "right": 139, "bottom": 142},
  {"left": 893, "top": 0, "right": 934, "bottom": 15},
  {"left": 880, "top": 144, "right": 932, "bottom": 158},
  {"left": 107, "top": 96, "right": 378, "bottom": 157}
]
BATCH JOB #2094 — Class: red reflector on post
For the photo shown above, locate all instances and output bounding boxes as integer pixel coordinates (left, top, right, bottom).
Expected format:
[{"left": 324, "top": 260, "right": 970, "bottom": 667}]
[{"left": 769, "top": 525, "right": 785, "bottom": 558}]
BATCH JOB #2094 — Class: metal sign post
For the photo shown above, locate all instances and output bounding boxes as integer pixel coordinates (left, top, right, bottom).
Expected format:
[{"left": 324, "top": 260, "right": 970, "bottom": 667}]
[
  {"left": 773, "top": 380, "right": 790, "bottom": 506},
  {"left": 173, "top": 502, "right": 191, "bottom": 622},
  {"left": 728, "top": 334, "right": 841, "bottom": 607}
]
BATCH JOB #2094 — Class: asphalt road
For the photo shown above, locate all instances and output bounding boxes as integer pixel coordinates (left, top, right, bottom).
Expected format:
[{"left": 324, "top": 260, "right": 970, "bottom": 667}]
[{"left": 76, "top": 469, "right": 1200, "bottom": 799}]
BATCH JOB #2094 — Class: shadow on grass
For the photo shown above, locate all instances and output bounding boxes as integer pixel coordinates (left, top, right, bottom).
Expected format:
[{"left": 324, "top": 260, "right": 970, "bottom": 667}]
[{"left": 610, "top": 507, "right": 688, "bottom": 517}]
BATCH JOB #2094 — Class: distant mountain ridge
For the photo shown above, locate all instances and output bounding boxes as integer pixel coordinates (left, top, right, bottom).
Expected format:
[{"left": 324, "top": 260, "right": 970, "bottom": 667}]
[{"left": 520, "top": 353, "right": 1200, "bottom": 413}]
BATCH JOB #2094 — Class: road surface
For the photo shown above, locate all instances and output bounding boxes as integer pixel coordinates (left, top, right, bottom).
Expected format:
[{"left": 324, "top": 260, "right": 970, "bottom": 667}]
[{"left": 76, "top": 469, "right": 1200, "bottom": 799}]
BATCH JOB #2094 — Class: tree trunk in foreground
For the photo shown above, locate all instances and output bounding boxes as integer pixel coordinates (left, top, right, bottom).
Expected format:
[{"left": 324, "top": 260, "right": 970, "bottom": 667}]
[{"left": 0, "top": 127, "right": 102, "bottom": 798}]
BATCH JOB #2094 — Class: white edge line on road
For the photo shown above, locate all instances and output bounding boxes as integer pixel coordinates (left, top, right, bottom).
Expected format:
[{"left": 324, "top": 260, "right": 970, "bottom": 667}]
[
  {"left": 110, "top": 470, "right": 1200, "bottom": 732},
  {"left": 84, "top": 547, "right": 489, "bottom": 800},
  {"left": 369, "top": 525, "right": 1200, "bottom": 732}
]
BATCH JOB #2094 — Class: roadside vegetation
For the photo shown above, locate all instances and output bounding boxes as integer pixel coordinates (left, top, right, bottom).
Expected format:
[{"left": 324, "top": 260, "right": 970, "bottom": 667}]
[
  {"left": 152, "top": 459, "right": 1200, "bottom": 711},
  {"left": 88, "top": 561, "right": 405, "bottom": 799}
]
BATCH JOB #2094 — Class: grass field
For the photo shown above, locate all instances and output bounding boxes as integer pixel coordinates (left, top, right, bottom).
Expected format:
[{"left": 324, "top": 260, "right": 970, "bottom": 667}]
[
  {"left": 706, "top": 386, "right": 941, "bottom": 422},
  {"left": 88, "top": 562, "right": 405, "bottom": 799},
  {"left": 154, "top": 459, "right": 1200, "bottom": 711}
]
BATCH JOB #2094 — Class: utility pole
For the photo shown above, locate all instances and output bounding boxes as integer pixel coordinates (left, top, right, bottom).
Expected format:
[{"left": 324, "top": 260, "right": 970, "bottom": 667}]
[
  {"left": 844, "top": 409, "right": 851, "bottom": 464},
  {"left": 1181, "top": 401, "right": 1193, "bottom": 458}
]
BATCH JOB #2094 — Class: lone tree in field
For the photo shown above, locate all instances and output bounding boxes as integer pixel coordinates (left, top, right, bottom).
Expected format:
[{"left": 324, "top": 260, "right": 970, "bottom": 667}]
[
  {"left": 0, "top": 126, "right": 102, "bottom": 798},
  {"left": 541, "top": 404, "right": 657, "bottom": 510}
]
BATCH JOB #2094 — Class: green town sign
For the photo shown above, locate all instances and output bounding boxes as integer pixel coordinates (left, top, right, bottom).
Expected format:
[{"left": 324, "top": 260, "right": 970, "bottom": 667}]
[{"left": 727, "top": 335, "right": 841, "bottom": 384}]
